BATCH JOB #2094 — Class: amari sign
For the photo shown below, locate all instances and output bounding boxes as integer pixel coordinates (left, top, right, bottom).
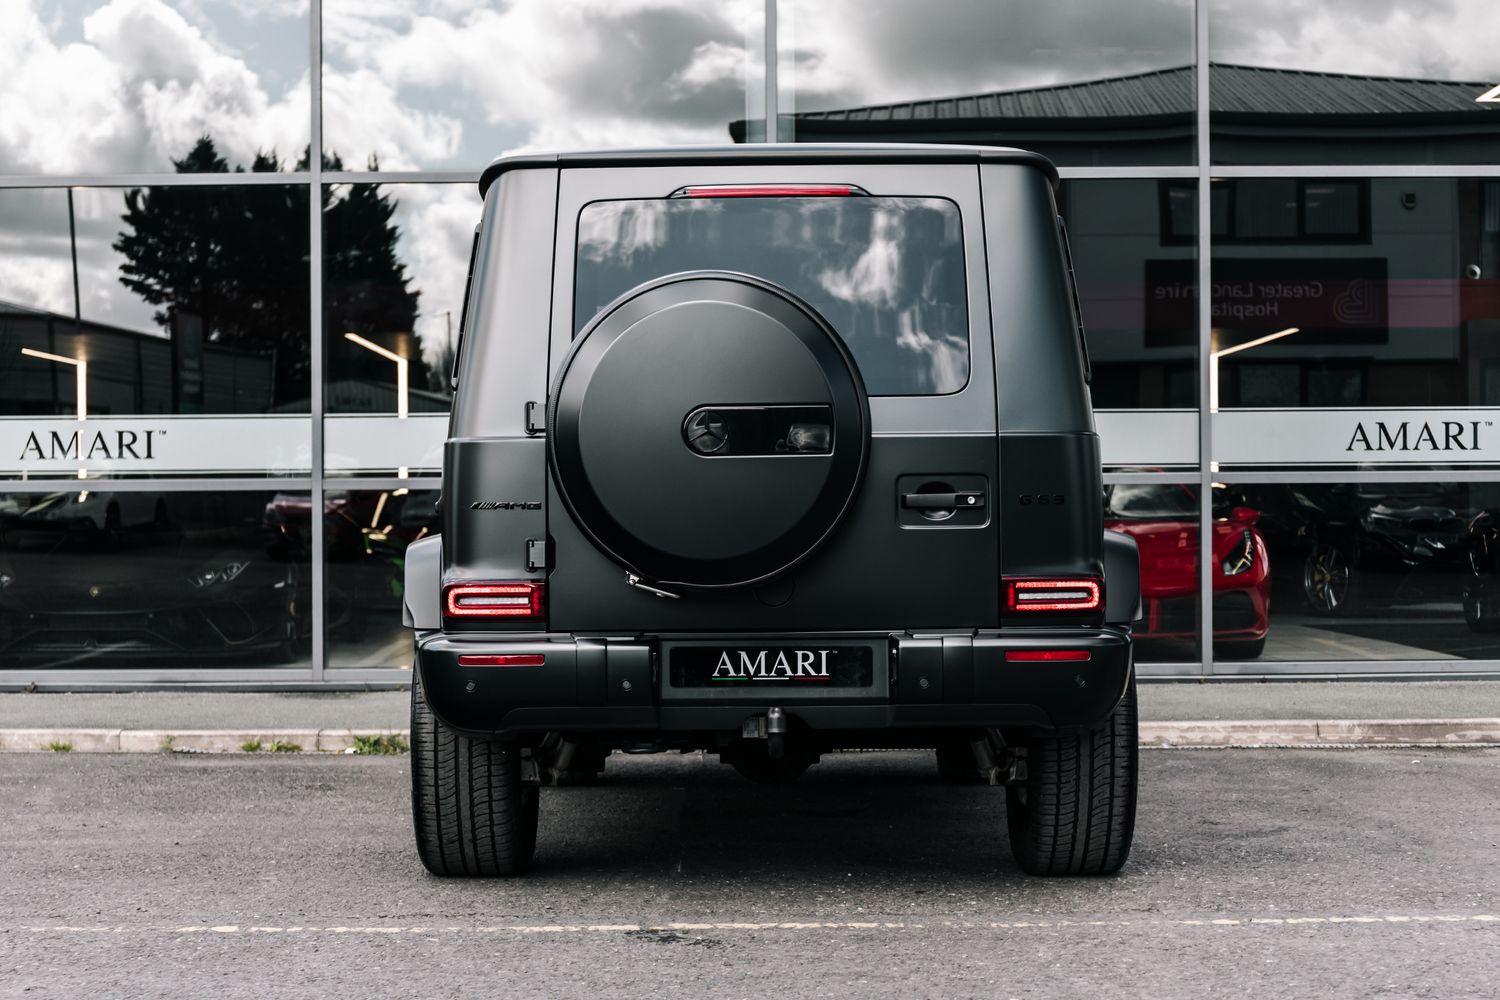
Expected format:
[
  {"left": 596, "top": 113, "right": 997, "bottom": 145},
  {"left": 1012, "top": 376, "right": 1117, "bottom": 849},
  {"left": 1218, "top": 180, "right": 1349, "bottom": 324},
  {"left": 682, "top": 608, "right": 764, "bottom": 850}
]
[
  {"left": 1216, "top": 409, "right": 1500, "bottom": 467},
  {"left": 1, "top": 414, "right": 448, "bottom": 478},
  {"left": 3, "top": 416, "right": 312, "bottom": 476},
  {"left": 1093, "top": 409, "right": 1500, "bottom": 470}
]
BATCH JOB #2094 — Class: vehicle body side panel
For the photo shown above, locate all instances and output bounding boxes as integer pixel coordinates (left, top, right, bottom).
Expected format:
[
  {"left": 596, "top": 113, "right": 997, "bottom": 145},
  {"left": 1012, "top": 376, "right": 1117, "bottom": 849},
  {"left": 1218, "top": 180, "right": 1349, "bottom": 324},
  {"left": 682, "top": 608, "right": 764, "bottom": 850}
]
[
  {"left": 450, "top": 167, "right": 558, "bottom": 440},
  {"left": 402, "top": 534, "right": 442, "bottom": 629}
]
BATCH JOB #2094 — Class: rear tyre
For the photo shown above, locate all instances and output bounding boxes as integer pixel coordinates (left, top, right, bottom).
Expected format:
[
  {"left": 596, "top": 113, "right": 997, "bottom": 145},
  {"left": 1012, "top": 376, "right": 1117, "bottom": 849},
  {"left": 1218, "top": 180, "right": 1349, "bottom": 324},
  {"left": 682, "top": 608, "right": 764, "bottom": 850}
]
[
  {"left": 1005, "top": 674, "right": 1137, "bottom": 876},
  {"left": 411, "top": 666, "right": 539, "bottom": 877},
  {"left": 935, "top": 738, "right": 983, "bottom": 784}
]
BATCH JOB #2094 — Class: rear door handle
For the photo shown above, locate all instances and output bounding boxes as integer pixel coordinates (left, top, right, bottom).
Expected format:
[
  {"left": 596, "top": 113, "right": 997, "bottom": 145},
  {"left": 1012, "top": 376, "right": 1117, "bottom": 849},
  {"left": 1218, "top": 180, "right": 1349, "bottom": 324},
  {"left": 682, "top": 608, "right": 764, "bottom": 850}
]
[{"left": 901, "top": 491, "right": 985, "bottom": 510}]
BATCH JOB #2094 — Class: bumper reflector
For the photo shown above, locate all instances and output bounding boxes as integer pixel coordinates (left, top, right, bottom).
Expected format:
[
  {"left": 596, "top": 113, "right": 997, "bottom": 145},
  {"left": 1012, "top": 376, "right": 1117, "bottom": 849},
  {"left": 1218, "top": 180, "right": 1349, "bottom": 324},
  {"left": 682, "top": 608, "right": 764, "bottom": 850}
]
[
  {"left": 1005, "top": 578, "right": 1102, "bottom": 612},
  {"left": 1005, "top": 649, "right": 1092, "bottom": 662},
  {"left": 457, "top": 653, "right": 546, "bottom": 667}
]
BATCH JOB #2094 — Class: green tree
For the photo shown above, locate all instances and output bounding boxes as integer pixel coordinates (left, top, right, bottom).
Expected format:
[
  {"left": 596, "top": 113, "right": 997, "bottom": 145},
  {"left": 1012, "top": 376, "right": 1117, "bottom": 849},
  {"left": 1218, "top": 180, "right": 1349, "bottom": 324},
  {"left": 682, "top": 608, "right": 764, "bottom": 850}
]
[{"left": 114, "top": 136, "right": 427, "bottom": 410}]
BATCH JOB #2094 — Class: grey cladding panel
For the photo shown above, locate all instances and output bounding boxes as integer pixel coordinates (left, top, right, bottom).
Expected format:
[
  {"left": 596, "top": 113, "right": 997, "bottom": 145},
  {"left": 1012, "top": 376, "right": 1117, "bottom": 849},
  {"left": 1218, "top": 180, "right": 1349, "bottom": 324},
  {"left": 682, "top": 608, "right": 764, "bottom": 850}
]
[
  {"left": 981, "top": 164, "right": 1092, "bottom": 434},
  {"left": 453, "top": 168, "right": 559, "bottom": 439},
  {"left": 442, "top": 437, "right": 547, "bottom": 583},
  {"left": 999, "top": 432, "right": 1103, "bottom": 579}
]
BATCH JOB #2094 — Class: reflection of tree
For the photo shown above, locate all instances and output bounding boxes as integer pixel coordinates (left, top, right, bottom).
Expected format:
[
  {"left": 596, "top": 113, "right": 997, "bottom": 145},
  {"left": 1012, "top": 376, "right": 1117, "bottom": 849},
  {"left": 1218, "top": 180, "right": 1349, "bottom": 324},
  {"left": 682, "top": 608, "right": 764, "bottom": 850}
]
[{"left": 113, "top": 137, "right": 429, "bottom": 410}]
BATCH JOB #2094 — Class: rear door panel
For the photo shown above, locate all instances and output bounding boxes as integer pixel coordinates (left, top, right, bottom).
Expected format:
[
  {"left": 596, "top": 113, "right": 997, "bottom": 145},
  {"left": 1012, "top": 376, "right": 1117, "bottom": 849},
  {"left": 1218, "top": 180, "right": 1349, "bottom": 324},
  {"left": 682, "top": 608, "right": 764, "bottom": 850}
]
[{"left": 545, "top": 163, "right": 999, "bottom": 632}]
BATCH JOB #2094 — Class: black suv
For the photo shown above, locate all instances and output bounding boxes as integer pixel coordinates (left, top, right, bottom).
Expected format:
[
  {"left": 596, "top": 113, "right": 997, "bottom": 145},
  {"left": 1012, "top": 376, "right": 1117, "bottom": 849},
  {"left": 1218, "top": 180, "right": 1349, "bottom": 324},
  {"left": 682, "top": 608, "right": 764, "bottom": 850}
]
[{"left": 404, "top": 145, "right": 1142, "bottom": 878}]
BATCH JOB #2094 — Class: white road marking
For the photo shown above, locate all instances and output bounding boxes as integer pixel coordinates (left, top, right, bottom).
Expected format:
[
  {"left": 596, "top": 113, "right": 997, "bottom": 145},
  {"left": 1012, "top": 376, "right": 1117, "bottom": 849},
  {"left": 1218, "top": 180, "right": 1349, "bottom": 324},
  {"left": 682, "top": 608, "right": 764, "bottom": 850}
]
[{"left": 8, "top": 914, "right": 1497, "bottom": 937}]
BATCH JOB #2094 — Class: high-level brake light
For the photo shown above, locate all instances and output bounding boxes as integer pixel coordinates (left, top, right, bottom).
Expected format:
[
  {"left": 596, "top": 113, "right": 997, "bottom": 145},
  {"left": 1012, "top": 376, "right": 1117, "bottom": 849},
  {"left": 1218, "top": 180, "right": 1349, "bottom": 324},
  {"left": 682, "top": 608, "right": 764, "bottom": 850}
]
[
  {"left": 443, "top": 581, "right": 545, "bottom": 619},
  {"left": 671, "top": 183, "right": 867, "bottom": 199},
  {"left": 1005, "top": 578, "right": 1102, "bottom": 613}
]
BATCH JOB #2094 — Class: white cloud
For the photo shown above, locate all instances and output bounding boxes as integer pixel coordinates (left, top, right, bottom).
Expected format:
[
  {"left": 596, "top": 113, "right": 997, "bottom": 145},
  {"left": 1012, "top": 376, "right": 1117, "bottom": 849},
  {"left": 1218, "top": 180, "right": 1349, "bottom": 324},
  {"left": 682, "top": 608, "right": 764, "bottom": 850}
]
[
  {"left": 320, "top": 69, "right": 460, "bottom": 170},
  {"left": 1210, "top": 0, "right": 1500, "bottom": 81},
  {"left": 386, "top": 183, "right": 481, "bottom": 369},
  {"left": 321, "top": 0, "right": 759, "bottom": 163},
  {"left": 0, "top": 0, "right": 317, "bottom": 173}
]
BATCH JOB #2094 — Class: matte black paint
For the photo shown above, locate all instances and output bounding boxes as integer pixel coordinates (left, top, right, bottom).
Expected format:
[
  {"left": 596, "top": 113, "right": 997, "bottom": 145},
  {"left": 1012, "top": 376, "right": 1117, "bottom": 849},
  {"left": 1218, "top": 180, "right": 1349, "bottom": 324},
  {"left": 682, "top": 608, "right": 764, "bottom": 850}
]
[
  {"left": 478, "top": 144, "right": 1060, "bottom": 198},
  {"left": 415, "top": 628, "right": 1130, "bottom": 736},
  {"left": 547, "top": 272, "right": 869, "bottom": 591},
  {"left": 414, "top": 144, "right": 1138, "bottom": 743},
  {"left": 546, "top": 435, "right": 1000, "bottom": 632}
]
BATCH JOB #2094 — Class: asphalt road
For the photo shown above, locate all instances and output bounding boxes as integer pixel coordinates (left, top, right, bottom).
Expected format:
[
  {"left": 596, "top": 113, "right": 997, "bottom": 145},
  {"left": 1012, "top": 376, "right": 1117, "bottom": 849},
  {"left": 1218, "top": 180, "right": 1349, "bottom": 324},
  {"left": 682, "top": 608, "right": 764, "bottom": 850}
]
[{"left": 2, "top": 749, "right": 1498, "bottom": 1000}]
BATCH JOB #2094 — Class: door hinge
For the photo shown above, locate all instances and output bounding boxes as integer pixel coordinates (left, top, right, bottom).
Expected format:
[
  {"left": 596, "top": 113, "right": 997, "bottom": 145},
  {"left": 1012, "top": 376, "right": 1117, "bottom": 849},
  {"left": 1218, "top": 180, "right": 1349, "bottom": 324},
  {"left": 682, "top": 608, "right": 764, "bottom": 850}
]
[
  {"left": 525, "top": 401, "right": 546, "bottom": 436},
  {"left": 526, "top": 538, "right": 550, "bottom": 572},
  {"left": 625, "top": 573, "right": 680, "bottom": 599}
]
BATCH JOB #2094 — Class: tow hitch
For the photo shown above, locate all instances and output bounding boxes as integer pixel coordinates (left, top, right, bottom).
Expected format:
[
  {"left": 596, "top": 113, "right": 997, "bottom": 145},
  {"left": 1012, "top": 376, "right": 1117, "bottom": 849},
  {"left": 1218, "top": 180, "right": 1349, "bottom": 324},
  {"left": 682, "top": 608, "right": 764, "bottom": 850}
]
[{"left": 741, "top": 706, "right": 789, "bottom": 759}]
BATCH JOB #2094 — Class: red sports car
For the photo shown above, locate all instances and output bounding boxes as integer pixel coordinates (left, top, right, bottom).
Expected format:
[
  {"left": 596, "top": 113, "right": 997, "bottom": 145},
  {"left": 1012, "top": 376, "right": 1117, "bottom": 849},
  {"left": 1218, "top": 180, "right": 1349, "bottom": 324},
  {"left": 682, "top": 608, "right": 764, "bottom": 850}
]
[{"left": 1104, "top": 484, "right": 1270, "bottom": 659}]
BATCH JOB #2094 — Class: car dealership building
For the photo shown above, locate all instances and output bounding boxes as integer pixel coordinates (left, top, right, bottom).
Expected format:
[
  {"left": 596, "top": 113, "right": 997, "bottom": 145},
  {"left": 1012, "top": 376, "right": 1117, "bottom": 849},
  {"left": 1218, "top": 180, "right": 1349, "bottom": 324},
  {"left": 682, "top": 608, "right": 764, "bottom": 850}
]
[{"left": 1, "top": 0, "right": 1498, "bottom": 686}]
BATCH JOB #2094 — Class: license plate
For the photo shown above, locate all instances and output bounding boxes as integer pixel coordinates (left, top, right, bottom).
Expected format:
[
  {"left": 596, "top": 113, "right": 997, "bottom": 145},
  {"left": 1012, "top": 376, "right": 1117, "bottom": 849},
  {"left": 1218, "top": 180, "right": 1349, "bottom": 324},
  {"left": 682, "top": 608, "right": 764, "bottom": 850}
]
[{"left": 669, "top": 645, "right": 874, "bottom": 687}]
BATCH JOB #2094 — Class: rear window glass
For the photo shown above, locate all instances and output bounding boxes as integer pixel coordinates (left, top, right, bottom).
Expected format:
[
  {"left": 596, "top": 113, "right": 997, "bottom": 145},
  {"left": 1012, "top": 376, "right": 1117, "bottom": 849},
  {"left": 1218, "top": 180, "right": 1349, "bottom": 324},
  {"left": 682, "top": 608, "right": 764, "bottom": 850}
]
[{"left": 574, "top": 195, "right": 969, "bottom": 395}]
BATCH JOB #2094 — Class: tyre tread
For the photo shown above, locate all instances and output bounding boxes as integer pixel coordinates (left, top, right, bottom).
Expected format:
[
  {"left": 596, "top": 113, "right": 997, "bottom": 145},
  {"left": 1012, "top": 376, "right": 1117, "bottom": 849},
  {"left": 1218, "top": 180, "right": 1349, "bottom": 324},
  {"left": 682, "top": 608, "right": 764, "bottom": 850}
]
[
  {"left": 410, "top": 668, "right": 538, "bottom": 877},
  {"left": 1007, "top": 674, "right": 1137, "bottom": 876}
]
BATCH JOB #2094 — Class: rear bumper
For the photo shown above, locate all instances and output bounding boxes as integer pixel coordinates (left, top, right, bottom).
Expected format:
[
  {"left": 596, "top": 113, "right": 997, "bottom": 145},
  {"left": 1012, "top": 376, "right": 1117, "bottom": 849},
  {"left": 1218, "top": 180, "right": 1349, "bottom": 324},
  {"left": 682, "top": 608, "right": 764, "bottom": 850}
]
[{"left": 414, "top": 627, "right": 1133, "bottom": 738}]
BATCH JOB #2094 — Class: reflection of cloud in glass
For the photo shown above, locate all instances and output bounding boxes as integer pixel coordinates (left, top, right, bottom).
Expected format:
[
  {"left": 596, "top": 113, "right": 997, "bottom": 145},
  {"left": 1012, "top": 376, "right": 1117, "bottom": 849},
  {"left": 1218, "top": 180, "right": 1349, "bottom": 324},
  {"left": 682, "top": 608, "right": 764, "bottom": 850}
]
[
  {"left": 323, "top": 0, "right": 763, "bottom": 168},
  {"left": 1, "top": 0, "right": 309, "bottom": 174},
  {"left": 895, "top": 321, "right": 967, "bottom": 395},
  {"left": 783, "top": 0, "right": 1194, "bottom": 112},
  {"left": 577, "top": 200, "right": 669, "bottom": 263},
  {"left": 818, "top": 209, "right": 900, "bottom": 308},
  {"left": 572, "top": 195, "right": 969, "bottom": 394},
  {"left": 5, "top": 1, "right": 761, "bottom": 176},
  {"left": 1209, "top": 0, "right": 1500, "bottom": 82}
]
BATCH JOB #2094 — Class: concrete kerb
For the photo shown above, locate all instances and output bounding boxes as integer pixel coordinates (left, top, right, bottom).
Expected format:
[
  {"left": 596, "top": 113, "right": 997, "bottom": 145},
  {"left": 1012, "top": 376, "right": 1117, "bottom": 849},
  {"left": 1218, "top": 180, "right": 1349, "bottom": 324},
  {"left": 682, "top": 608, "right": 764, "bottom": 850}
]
[
  {"left": 0, "top": 720, "right": 1498, "bottom": 752},
  {"left": 1142, "top": 718, "right": 1500, "bottom": 747},
  {"left": 0, "top": 729, "right": 409, "bottom": 754}
]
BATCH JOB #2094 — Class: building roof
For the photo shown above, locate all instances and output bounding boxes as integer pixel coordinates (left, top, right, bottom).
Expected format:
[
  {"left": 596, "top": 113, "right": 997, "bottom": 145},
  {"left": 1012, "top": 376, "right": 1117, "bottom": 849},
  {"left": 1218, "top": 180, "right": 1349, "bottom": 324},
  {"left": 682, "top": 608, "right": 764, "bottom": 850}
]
[{"left": 792, "top": 63, "right": 1499, "bottom": 125}]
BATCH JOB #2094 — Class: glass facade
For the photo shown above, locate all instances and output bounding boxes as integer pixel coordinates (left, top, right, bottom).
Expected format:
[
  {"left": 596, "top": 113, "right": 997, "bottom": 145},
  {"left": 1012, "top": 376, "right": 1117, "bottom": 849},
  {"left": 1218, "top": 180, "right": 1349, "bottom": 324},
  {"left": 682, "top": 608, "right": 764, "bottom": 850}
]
[{"left": 3, "top": 0, "right": 1498, "bottom": 680}]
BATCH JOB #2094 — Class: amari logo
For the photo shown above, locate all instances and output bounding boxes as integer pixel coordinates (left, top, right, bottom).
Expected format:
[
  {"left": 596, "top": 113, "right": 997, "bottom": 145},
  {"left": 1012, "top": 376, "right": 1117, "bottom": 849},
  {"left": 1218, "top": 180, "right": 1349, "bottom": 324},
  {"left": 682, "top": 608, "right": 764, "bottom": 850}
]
[
  {"left": 1345, "top": 420, "right": 1488, "bottom": 453},
  {"left": 711, "top": 649, "right": 833, "bottom": 681},
  {"left": 18, "top": 429, "right": 161, "bottom": 461}
]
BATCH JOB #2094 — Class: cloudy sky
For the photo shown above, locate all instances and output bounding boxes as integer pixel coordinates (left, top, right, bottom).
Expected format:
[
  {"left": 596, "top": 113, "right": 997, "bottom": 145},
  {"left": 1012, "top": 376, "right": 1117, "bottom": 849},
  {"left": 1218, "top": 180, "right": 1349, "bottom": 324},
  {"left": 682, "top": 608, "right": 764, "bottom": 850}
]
[
  {"left": 1, "top": 0, "right": 1495, "bottom": 372},
  {"left": 0, "top": 0, "right": 764, "bottom": 372}
]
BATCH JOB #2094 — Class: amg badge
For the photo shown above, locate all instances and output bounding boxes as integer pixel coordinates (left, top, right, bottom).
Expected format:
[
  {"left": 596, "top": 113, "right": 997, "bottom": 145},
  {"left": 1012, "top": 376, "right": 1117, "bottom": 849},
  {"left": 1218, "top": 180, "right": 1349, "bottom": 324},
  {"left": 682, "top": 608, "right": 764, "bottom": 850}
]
[{"left": 469, "top": 500, "right": 541, "bottom": 510}]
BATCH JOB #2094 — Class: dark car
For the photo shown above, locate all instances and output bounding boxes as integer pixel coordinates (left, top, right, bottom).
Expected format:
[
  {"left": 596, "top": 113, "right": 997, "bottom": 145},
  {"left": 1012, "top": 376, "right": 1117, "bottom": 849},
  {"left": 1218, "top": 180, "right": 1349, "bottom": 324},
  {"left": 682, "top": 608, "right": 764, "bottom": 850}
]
[
  {"left": 403, "top": 145, "right": 1142, "bottom": 878},
  {"left": 1104, "top": 484, "right": 1269, "bottom": 658},
  {"left": 1462, "top": 509, "right": 1500, "bottom": 632},
  {"left": 1239, "top": 484, "right": 1472, "bottom": 616},
  {"left": 263, "top": 489, "right": 438, "bottom": 645},
  {"left": 0, "top": 491, "right": 302, "bottom": 664}
]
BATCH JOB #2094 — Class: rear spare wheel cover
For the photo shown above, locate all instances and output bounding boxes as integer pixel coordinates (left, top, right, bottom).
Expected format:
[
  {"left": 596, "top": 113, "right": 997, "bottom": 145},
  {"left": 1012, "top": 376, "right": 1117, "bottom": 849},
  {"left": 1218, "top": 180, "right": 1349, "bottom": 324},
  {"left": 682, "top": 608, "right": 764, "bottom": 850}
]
[{"left": 548, "top": 271, "right": 869, "bottom": 591}]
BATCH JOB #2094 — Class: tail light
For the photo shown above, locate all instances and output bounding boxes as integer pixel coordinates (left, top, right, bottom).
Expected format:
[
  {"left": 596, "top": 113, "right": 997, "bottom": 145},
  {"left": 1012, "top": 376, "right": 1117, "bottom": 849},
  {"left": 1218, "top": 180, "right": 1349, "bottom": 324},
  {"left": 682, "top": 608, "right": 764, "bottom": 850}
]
[
  {"left": 670, "top": 183, "right": 868, "bottom": 199},
  {"left": 444, "top": 581, "right": 545, "bottom": 620},
  {"left": 1005, "top": 578, "right": 1102, "bottom": 613}
]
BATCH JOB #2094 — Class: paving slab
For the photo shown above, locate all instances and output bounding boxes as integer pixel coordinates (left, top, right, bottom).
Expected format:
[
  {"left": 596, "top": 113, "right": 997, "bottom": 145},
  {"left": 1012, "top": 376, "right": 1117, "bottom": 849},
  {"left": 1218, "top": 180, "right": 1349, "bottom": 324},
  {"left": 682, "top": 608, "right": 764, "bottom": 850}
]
[{"left": 0, "top": 680, "right": 1498, "bottom": 737}]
